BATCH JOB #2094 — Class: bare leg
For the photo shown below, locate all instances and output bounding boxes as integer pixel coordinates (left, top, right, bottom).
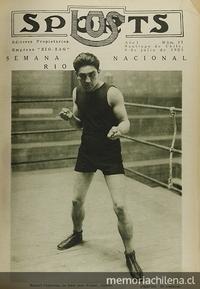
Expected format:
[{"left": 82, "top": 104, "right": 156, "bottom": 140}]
[
  {"left": 105, "top": 174, "right": 143, "bottom": 279},
  {"left": 57, "top": 171, "right": 94, "bottom": 250},
  {"left": 104, "top": 174, "right": 134, "bottom": 253},
  {"left": 72, "top": 172, "right": 94, "bottom": 232}
]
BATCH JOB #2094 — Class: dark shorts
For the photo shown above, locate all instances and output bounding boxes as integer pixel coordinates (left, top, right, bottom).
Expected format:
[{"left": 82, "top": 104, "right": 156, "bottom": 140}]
[{"left": 74, "top": 145, "right": 124, "bottom": 175}]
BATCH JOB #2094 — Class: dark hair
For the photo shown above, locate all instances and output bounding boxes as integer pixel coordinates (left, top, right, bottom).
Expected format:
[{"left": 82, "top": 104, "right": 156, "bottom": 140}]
[{"left": 73, "top": 52, "right": 100, "bottom": 72}]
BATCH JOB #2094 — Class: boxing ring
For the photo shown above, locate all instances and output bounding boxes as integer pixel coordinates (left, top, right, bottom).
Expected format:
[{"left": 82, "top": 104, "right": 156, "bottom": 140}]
[{"left": 12, "top": 98, "right": 182, "bottom": 195}]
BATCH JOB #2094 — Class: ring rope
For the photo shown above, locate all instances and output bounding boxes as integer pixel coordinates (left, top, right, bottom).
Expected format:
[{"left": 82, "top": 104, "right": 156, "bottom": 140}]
[
  {"left": 12, "top": 98, "right": 182, "bottom": 113},
  {"left": 125, "top": 102, "right": 182, "bottom": 113},
  {"left": 126, "top": 168, "right": 182, "bottom": 196},
  {"left": 120, "top": 135, "right": 181, "bottom": 154}
]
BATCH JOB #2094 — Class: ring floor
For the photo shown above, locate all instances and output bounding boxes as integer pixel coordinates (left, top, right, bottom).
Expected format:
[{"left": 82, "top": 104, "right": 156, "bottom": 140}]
[{"left": 11, "top": 167, "right": 181, "bottom": 273}]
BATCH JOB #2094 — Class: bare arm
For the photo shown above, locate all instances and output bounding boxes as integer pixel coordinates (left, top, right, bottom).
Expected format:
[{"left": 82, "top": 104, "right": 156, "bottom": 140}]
[
  {"left": 107, "top": 86, "right": 130, "bottom": 140},
  {"left": 59, "top": 88, "right": 82, "bottom": 130}
]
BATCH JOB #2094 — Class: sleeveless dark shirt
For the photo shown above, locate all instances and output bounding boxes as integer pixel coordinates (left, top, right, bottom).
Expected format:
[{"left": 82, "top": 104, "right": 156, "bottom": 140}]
[{"left": 75, "top": 83, "right": 121, "bottom": 157}]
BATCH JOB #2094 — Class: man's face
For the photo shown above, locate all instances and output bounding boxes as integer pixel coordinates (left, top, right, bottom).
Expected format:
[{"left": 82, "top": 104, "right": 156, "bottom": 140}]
[{"left": 77, "top": 65, "right": 100, "bottom": 92}]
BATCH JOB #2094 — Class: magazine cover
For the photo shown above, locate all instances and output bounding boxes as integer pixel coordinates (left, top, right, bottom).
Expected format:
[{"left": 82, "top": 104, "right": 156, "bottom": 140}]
[{"left": 0, "top": 0, "right": 199, "bottom": 288}]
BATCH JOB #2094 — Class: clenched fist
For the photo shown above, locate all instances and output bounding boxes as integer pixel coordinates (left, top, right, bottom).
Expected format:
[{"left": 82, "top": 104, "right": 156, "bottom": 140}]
[
  {"left": 59, "top": 108, "right": 73, "bottom": 121},
  {"left": 107, "top": 126, "right": 121, "bottom": 140}
]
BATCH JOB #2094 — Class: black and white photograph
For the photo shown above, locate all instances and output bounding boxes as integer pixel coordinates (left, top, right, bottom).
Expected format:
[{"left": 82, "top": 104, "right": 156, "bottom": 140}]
[{"left": 11, "top": 67, "right": 182, "bottom": 275}]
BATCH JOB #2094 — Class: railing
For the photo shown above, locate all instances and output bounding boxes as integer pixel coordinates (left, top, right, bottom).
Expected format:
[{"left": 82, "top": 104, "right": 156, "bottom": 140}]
[{"left": 12, "top": 98, "right": 182, "bottom": 195}]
